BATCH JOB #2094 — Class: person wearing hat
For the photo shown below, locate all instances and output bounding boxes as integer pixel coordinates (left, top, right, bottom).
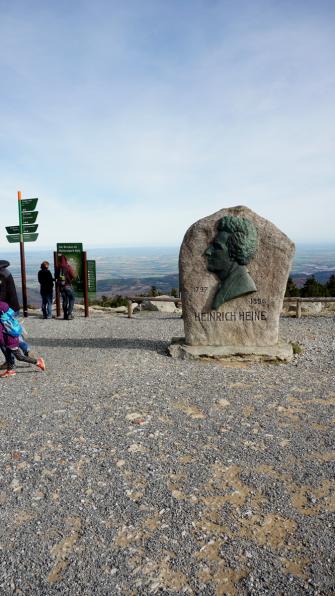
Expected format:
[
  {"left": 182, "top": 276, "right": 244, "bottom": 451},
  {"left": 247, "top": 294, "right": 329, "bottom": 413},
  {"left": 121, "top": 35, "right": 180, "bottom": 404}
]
[{"left": 0, "top": 260, "right": 20, "bottom": 311}]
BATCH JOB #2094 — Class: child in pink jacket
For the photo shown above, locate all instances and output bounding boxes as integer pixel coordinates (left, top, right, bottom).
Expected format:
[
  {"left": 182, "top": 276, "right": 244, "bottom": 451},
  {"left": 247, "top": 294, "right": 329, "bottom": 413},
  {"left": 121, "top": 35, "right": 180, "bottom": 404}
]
[{"left": 0, "top": 301, "right": 45, "bottom": 378}]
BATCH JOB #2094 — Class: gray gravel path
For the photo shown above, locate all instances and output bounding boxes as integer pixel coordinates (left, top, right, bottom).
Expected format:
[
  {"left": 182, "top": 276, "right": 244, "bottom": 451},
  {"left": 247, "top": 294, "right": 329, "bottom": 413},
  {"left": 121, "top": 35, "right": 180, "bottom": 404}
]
[{"left": 0, "top": 310, "right": 334, "bottom": 595}]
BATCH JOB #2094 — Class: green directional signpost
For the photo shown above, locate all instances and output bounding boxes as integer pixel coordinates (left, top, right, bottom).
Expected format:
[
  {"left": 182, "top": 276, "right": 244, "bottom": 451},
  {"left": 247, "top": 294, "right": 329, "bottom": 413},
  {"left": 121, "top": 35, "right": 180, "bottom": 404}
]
[
  {"left": 5, "top": 191, "right": 39, "bottom": 316},
  {"left": 6, "top": 233, "right": 39, "bottom": 243},
  {"left": 6, "top": 225, "right": 38, "bottom": 235},
  {"left": 22, "top": 211, "right": 38, "bottom": 224}
]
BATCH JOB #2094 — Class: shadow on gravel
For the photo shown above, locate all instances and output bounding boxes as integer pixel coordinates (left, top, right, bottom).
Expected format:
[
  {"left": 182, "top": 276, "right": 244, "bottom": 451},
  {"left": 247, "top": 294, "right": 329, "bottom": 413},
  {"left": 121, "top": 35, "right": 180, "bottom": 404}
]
[{"left": 28, "top": 337, "right": 169, "bottom": 353}]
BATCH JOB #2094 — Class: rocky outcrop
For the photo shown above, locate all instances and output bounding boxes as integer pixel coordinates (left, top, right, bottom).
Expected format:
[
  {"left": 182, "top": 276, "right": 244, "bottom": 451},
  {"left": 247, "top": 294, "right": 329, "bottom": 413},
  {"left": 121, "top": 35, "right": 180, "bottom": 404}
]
[{"left": 142, "top": 296, "right": 181, "bottom": 313}]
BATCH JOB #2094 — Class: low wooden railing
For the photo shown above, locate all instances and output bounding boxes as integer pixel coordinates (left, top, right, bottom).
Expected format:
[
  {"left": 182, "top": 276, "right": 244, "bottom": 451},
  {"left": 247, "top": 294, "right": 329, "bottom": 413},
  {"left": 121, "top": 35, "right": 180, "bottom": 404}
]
[
  {"left": 283, "top": 297, "right": 335, "bottom": 318},
  {"left": 127, "top": 296, "right": 335, "bottom": 319}
]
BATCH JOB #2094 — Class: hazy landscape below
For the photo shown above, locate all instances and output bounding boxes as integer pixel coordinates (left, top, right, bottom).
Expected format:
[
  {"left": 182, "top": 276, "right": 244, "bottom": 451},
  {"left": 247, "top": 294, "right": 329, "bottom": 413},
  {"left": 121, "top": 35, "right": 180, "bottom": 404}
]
[{"left": 1, "top": 244, "right": 334, "bottom": 305}]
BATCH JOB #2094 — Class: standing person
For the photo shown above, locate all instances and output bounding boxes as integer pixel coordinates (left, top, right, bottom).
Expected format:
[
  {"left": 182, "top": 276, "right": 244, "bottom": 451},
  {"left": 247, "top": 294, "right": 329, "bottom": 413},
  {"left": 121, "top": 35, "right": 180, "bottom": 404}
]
[
  {"left": 0, "top": 260, "right": 31, "bottom": 369},
  {"left": 0, "top": 260, "right": 20, "bottom": 311},
  {"left": 57, "top": 255, "right": 75, "bottom": 320},
  {"left": 0, "top": 301, "right": 45, "bottom": 378},
  {"left": 38, "top": 261, "right": 54, "bottom": 319}
]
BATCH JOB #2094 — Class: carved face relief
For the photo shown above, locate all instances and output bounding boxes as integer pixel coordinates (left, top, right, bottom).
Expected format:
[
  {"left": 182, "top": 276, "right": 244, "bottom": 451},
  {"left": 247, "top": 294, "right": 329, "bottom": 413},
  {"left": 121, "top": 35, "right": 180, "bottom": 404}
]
[
  {"left": 205, "top": 215, "right": 258, "bottom": 309},
  {"left": 205, "top": 231, "right": 231, "bottom": 275}
]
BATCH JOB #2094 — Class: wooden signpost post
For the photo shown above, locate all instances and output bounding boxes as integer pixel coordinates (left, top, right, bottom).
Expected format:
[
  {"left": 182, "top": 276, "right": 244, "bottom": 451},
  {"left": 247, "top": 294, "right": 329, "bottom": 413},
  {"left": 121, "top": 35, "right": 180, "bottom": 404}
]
[{"left": 5, "top": 191, "right": 39, "bottom": 317}]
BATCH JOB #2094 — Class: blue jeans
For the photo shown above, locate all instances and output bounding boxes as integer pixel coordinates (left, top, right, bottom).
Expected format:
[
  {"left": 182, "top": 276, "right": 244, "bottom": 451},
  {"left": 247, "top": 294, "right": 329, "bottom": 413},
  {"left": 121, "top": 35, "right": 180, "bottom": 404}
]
[
  {"left": 61, "top": 287, "right": 75, "bottom": 319},
  {"left": 41, "top": 290, "right": 53, "bottom": 318}
]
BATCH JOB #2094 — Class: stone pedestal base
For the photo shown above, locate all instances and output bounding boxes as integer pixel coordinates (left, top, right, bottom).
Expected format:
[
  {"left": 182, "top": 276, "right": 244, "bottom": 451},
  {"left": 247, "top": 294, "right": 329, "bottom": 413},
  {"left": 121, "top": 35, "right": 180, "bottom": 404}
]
[{"left": 168, "top": 337, "right": 293, "bottom": 362}]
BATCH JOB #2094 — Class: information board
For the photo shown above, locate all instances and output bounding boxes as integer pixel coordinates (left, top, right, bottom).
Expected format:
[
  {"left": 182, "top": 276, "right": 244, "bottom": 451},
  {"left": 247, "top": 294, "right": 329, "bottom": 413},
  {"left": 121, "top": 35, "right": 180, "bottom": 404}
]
[
  {"left": 87, "top": 260, "right": 96, "bottom": 295},
  {"left": 56, "top": 243, "right": 84, "bottom": 296}
]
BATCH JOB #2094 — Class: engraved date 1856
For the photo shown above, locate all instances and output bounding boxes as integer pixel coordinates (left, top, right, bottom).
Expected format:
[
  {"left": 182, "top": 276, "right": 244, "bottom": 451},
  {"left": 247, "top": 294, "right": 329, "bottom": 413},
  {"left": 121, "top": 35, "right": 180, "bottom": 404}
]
[{"left": 249, "top": 297, "right": 267, "bottom": 306}]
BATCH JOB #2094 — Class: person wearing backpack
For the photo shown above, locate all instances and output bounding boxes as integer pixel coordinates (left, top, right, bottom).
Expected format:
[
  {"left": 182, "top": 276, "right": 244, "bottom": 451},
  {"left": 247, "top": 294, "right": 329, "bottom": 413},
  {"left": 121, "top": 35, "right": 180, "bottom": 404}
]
[
  {"left": 0, "top": 301, "right": 45, "bottom": 378},
  {"left": 0, "top": 260, "right": 31, "bottom": 369},
  {"left": 56, "top": 255, "right": 76, "bottom": 320},
  {"left": 38, "top": 261, "right": 54, "bottom": 319}
]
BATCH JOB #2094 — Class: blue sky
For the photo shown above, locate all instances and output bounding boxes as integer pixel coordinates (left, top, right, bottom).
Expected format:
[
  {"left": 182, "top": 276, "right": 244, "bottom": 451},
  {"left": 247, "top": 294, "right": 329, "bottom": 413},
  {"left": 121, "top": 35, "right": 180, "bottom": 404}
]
[{"left": 0, "top": 0, "right": 334, "bottom": 248}]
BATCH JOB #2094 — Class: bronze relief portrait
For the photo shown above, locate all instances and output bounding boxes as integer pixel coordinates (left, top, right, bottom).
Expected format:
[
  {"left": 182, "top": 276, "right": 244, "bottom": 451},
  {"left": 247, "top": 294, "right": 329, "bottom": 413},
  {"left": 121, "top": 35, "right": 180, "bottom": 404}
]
[{"left": 205, "top": 215, "right": 258, "bottom": 309}]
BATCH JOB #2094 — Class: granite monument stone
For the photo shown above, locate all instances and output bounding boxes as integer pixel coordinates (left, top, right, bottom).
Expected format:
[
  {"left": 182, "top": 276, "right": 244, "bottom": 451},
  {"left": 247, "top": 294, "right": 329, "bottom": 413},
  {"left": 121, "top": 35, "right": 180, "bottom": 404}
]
[{"left": 169, "top": 206, "right": 295, "bottom": 361}]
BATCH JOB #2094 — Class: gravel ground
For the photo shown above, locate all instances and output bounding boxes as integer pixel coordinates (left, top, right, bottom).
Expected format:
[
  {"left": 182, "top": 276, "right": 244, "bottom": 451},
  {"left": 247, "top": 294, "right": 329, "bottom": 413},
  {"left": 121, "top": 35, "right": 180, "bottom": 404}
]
[{"left": 0, "top": 310, "right": 334, "bottom": 595}]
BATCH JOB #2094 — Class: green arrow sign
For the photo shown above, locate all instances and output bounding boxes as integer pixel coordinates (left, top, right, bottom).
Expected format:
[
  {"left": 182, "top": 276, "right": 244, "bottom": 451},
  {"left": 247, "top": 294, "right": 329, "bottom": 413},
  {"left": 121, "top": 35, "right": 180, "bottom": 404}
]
[
  {"left": 22, "top": 211, "right": 38, "bottom": 224},
  {"left": 6, "top": 233, "right": 39, "bottom": 243},
  {"left": 24, "top": 224, "right": 38, "bottom": 233},
  {"left": 23, "top": 232, "right": 38, "bottom": 242},
  {"left": 6, "top": 224, "right": 38, "bottom": 234},
  {"left": 21, "top": 198, "right": 38, "bottom": 211},
  {"left": 6, "top": 226, "right": 20, "bottom": 235},
  {"left": 6, "top": 235, "right": 20, "bottom": 243}
]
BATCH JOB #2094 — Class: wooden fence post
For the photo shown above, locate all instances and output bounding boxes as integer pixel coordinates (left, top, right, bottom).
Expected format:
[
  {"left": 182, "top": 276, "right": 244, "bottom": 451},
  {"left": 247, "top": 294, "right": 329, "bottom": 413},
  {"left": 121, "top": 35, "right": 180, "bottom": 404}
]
[
  {"left": 127, "top": 300, "right": 133, "bottom": 318},
  {"left": 83, "top": 251, "right": 89, "bottom": 317},
  {"left": 296, "top": 299, "right": 302, "bottom": 318}
]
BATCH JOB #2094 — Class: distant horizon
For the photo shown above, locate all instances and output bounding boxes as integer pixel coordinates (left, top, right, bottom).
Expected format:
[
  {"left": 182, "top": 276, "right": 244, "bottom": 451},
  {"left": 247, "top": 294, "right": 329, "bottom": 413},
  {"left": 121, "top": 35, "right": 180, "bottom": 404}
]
[
  {"left": 2, "top": 243, "right": 335, "bottom": 289},
  {"left": 1, "top": 240, "right": 335, "bottom": 253},
  {"left": 0, "top": 243, "right": 180, "bottom": 252}
]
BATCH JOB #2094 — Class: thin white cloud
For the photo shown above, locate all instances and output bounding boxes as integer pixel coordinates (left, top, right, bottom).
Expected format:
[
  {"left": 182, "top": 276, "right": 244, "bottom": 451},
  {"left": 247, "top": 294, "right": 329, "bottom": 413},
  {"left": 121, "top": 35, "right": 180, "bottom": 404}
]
[{"left": 0, "top": 0, "right": 334, "bottom": 247}]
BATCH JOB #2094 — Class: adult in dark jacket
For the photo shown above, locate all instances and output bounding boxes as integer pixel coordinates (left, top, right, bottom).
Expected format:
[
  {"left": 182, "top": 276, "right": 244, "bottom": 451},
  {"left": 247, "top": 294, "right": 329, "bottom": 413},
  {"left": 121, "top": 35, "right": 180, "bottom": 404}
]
[
  {"left": 38, "top": 261, "right": 54, "bottom": 319},
  {"left": 0, "top": 260, "right": 20, "bottom": 312}
]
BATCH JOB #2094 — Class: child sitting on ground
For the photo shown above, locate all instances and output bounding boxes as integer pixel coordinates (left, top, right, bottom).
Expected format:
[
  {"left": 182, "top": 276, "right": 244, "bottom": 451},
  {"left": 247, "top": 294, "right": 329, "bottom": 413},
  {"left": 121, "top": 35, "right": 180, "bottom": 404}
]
[{"left": 0, "top": 301, "right": 45, "bottom": 378}]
